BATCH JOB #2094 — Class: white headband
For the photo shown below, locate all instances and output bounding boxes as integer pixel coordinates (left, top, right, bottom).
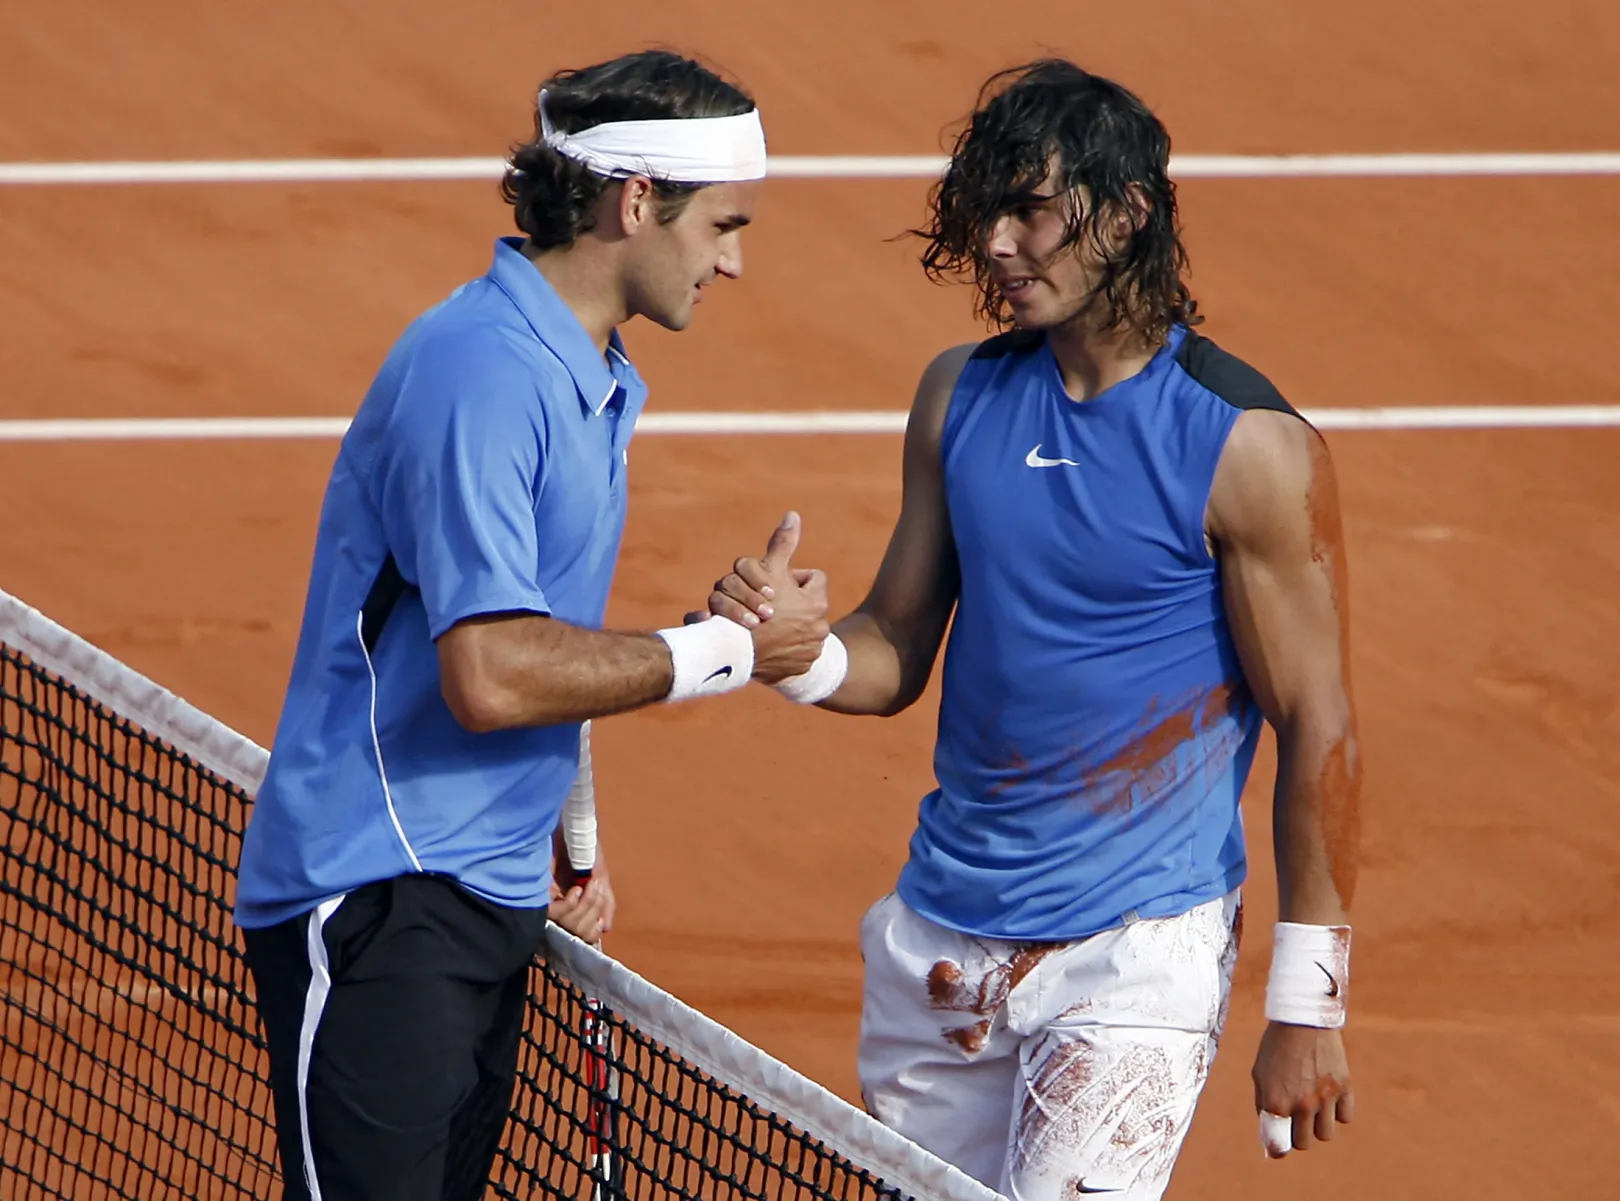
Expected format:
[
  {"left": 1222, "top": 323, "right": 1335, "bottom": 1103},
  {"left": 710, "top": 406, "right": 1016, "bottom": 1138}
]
[{"left": 537, "top": 89, "right": 767, "bottom": 183}]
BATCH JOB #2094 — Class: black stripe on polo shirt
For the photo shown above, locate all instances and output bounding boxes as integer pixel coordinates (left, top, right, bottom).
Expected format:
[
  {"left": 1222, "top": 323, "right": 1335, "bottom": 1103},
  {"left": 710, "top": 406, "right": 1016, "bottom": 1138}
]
[{"left": 360, "top": 553, "right": 410, "bottom": 654}]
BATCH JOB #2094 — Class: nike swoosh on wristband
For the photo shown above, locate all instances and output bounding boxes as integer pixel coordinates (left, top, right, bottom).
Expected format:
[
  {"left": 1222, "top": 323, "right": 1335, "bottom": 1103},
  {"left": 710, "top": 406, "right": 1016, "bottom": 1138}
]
[
  {"left": 703, "top": 665, "right": 734, "bottom": 684},
  {"left": 1073, "top": 1183, "right": 1123, "bottom": 1195},
  {"left": 1317, "top": 961, "right": 1340, "bottom": 998},
  {"left": 1025, "top": 444, "right": 1081, "bottom": 468}
]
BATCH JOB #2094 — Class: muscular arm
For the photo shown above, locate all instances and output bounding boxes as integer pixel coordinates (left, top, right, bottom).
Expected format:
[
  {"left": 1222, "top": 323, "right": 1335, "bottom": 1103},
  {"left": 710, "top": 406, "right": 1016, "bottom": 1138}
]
[
  {"left": 437, "top": 616, "right": 673, "bottom": 732},
  {"left": 1209, "top": 409, "right": 1361, "bottom": 924},
  {"left": 817, "top": 345, "right": 972, "bottom": 717},
  {"left": 1214, "top": 409, "right": 1361, "bottom": 1152}
]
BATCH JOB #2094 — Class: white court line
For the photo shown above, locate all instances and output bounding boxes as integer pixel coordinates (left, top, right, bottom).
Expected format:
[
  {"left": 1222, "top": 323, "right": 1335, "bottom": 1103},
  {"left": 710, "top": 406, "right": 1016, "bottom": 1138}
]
[
  {"left": 2, "top": 408, "right": 1620, "bottom": 442},
  {"left": 3, "top": 152, "right": 1620, "bottom": 186}
]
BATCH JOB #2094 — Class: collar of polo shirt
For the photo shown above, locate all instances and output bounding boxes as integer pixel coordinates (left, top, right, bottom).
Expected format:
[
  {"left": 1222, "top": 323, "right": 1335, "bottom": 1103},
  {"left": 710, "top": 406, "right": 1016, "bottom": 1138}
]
[{"left": 487, "top": 237, "right": 640, "bottom": 416}]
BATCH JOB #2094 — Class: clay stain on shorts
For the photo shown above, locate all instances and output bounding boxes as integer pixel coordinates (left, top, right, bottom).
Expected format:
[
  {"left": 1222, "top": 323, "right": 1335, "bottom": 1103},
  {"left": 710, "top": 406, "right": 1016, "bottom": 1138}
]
[
  {"left": 1211, "top": 901, "right": 1243, "bottom": 1039},
  {"left": 1013, "top": 1037, "right": 1098, "bottom": 1175},
  {"left": 944, "top": 1019, "right": 993, "bottom": 1054},
  {"left": 1013, "top": 1040, "right": 1189, "bottom": 1185},
  {"left": 927, "top": 943, "right": 1063, "bottom": 1053}
]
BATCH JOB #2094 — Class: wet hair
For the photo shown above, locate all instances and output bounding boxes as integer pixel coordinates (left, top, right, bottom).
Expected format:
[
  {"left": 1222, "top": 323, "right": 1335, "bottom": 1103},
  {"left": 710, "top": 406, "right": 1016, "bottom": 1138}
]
[
  {"left": 915, "top": 59, "right": 1200, "bottom": 339},
  {"left": 502, "top": 50, "right": 754, "bottom": 251}
]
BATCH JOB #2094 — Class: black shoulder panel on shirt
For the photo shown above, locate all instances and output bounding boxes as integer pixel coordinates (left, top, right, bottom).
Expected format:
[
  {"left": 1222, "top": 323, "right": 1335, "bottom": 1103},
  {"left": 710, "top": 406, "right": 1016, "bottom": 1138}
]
[
  {"left": 1174, "top": 330, "right": 1300, "bottom": 417},
  {"left": 970, "top": 329, "right": 1046, "bottom": 360}
]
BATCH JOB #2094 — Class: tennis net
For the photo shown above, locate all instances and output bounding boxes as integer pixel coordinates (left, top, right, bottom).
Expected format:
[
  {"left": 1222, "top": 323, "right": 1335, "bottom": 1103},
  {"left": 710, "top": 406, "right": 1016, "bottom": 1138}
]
[{"left": 0, "top": 586, "right": 1002, "bottom": 1201}]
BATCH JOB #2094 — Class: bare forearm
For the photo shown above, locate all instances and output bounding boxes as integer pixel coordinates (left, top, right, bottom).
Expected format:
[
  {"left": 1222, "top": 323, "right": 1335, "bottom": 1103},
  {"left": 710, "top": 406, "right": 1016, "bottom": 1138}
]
[
  {"left": 814, "top": 613, "right": 904, "bottom": 715},
  {"left": 1272, "top": 716, "right": 1362, "bottom": 925},
  {"left": 817, "top": 609, "right": 943, "bottom": 717},
  {"left": 443, "top": 616, "right": 673, "bottom": 730}
]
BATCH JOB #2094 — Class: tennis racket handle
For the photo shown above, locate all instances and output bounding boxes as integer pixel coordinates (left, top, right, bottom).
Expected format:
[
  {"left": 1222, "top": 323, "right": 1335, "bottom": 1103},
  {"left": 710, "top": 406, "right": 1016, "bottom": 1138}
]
[{"left": 561, "top": 721, "right": 598, "bottom": 875}]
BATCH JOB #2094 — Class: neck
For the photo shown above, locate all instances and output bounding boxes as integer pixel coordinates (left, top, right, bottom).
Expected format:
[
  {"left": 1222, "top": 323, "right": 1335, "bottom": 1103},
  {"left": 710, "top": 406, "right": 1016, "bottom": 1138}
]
[
  {"left": 521, "top": 238, "right": 627, "bottom": 353},
  {"left": 1044, "top": 311, "right": 1163, "bottom": 402}
]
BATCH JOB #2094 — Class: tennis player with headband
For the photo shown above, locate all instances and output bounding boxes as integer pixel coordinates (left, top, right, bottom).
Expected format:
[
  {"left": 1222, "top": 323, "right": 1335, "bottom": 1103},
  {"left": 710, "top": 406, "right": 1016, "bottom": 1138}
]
[
  {"left": 232, "top": 50, "right": 829, "bottom": 1201},
  {"left": 710, "top": 59, "right": 1360, "bottom": 1198}
]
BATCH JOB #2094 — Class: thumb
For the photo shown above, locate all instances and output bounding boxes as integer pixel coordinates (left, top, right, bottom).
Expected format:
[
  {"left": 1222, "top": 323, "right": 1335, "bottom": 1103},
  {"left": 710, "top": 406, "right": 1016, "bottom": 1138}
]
[{"left": 761, "top": 511, "right": 801, "bottom": 572}]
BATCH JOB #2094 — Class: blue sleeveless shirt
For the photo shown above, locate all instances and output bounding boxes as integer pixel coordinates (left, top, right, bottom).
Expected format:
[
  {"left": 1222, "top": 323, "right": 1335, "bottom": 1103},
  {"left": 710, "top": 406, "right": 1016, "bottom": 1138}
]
[{"left": 895, "top": 324, "right": 1297, "bottom": 941}]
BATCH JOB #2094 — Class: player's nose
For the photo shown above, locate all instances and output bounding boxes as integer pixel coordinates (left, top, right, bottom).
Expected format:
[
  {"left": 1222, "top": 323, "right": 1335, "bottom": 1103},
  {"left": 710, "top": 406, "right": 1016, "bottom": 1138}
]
[
  {"left": 717, "top": 241, "right": 744, "bottom": 280},
  {"left": 986, "top": 214, "right": 1018, "bottom": 259}
]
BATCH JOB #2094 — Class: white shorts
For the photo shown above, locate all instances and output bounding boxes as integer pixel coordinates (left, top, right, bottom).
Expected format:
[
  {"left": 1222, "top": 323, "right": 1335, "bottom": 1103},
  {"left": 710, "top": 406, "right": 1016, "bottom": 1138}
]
[{"left": 857, "top": 890, "right": 1241, "bottom": 1201}]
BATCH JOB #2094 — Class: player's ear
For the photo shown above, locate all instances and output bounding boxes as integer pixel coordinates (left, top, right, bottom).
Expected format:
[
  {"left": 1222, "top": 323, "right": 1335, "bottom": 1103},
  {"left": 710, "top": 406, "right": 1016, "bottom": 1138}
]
[
  {"left": 1107, "top": 185, "right": 1150, "bottom": 247},
  {"left": 1123, "top": 183, "right": 1151, "bottom": 226},
  {"left": 617, "top": 176, "right": 657, "bottom": 236}
]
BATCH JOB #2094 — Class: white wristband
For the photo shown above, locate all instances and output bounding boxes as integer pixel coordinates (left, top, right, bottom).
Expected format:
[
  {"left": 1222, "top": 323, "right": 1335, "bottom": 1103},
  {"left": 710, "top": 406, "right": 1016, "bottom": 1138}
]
[
  {"left": 655, "top": 618, "right": 754, "bottom": 702},
  {"left": 1264, "top": 922, "right": 1351, "bottom": 1028},
  {"left": 772, "top": 633, "right": 849, "bottom": 705}
]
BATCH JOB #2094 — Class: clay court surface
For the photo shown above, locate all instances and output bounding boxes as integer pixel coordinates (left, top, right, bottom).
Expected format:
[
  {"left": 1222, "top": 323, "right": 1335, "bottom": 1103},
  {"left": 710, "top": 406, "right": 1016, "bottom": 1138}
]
[{"left": 4, "top": 2, "right": 1620, "bottom": 1197}]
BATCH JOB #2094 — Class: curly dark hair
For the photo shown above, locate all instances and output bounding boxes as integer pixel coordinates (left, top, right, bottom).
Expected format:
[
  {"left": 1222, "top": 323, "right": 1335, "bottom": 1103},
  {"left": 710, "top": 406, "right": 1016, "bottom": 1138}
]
[
  {"left": 916, "top": 59, "right": 1200, "bottom": 340},
  {"left": 502, "top": 50, "right": 755, "bottom": 251}
]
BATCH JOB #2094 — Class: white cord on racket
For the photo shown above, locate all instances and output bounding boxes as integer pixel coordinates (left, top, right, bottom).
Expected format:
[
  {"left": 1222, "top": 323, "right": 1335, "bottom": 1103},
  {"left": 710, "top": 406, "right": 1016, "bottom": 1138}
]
[
  {"left": 558, "top": 721, "right": 616, "bottom": 1198},
  {"left": 560, "top": 721, "right": 598, "bottom": 878}
]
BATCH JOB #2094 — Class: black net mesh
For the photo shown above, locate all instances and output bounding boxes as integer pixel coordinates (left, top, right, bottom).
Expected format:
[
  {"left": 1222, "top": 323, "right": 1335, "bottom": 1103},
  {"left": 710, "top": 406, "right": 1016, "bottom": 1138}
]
[
  {"left": 501, "top": 964, "right": 905, "bottom": 1201},
  {"left": 2, "top": 637, "right": 915, "bottom": 1200}
]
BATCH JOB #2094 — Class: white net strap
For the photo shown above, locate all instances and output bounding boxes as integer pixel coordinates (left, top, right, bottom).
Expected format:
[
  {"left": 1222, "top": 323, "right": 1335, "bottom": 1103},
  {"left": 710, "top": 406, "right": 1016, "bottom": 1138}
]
[{"left": 0, "top": 585, "right": 270, "bottom": 791}]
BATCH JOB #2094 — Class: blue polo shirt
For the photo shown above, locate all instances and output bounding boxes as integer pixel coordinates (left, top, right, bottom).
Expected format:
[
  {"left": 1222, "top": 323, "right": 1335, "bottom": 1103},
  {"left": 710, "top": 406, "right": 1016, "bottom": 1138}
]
[{"left": 234, "top": 237, "right": 647, "bottom": 929}]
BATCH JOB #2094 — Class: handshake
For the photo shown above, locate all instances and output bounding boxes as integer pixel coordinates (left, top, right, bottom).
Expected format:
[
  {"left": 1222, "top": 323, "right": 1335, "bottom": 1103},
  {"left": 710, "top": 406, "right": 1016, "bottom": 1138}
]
[{"left": 677, "top": 510, "right": 841, "bottom": 693}]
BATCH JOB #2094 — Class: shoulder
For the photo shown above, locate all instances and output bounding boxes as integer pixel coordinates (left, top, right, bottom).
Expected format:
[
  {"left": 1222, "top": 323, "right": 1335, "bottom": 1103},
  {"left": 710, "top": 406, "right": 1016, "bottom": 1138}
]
[
  {"left": 910, "top": 330, "right": 1043, "bottom": 441},
  {"left": 1181, "top": 329, "right": 1324, "bottom": 544},
  {"left": 367, "top": 323, "right": 549, "bottom": 481},
  {"left": 407, "top": 300, "right": 548, "bottom": 383},
  {"left": 1209, "top": 406, "right": 1334, "bottom": 551},
  {"left": 969, "top": 328, "right": 1045, "bottom": 362},
  {"left": 917, "top": 341, "right": 979, "bottom": 397},
  {"left": 1173, "top": 329, "right": 1299, "bottom": 417},
  {"left": 392, "top": 308, "right": 556, "bottom": 422},
  {"left": 907, "top": 342, "right": 978, "bottom": 444},
  {"left": 1222, "top": 406, "right": 1322, "bottom": 480}
]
